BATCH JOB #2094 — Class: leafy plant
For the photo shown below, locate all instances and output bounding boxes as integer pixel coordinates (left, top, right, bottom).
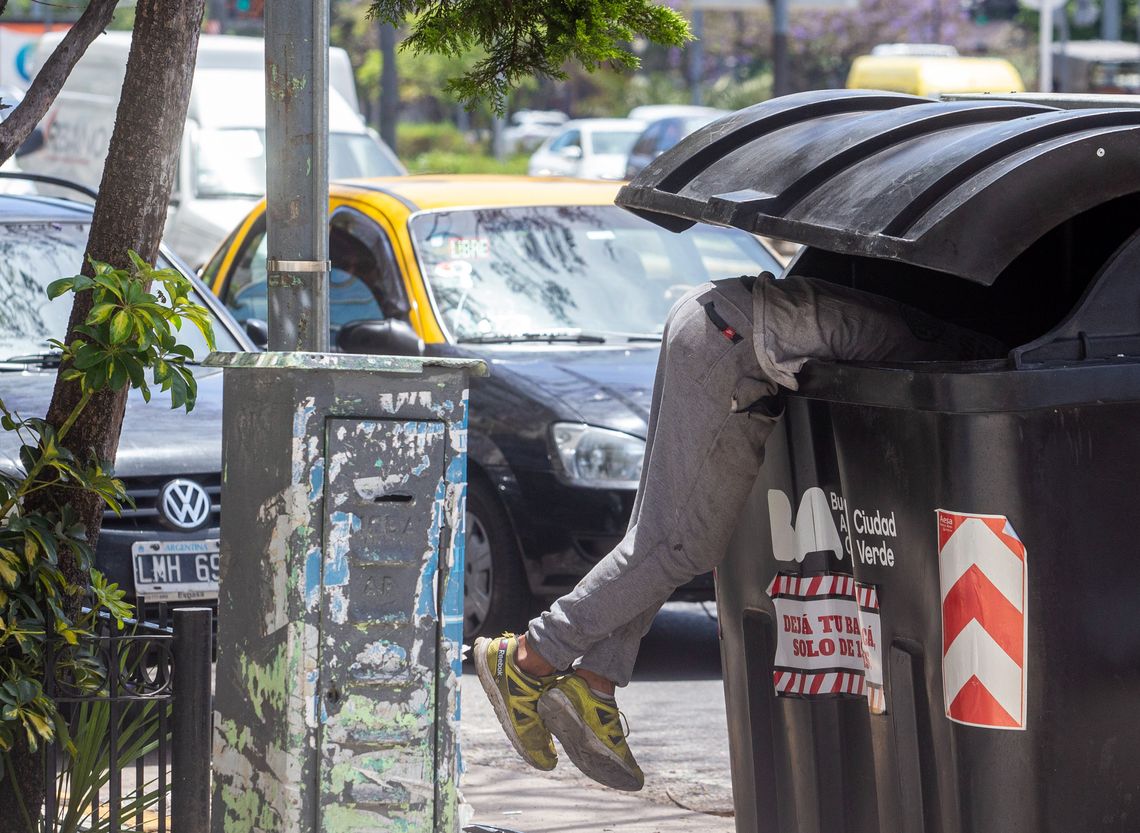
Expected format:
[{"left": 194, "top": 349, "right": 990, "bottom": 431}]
[
  {"left": 0, "top": 253, "right": 214, "bottom": 814},
  {"left": 367, "top": 0, "right": 694, "bottom": 110},
  {"left": 49, "top": 626, "right": 169, "bottom": 833}
]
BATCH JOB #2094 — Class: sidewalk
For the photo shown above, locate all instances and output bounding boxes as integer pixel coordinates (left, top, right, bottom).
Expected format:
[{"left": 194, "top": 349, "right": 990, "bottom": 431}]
[{"left": 461, "top": 762, "right": 736, "bottom": 833}]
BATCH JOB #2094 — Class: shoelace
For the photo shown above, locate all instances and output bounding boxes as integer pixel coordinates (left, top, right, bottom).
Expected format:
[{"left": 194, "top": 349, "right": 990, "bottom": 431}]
[{"left": 618, "top": 709, "right": 631, "bottom": 739}]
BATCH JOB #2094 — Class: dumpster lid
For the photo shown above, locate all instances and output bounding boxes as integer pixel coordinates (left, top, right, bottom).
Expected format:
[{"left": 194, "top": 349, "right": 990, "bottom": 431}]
[{"left": 616, "top": 89, "right": 1140, "bottom": 284}]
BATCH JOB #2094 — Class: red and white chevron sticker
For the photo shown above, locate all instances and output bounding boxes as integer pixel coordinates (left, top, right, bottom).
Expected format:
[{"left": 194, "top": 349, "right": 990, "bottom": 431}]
[{"left": 937, "top": 510, "right": 1028, "bottom": 730}]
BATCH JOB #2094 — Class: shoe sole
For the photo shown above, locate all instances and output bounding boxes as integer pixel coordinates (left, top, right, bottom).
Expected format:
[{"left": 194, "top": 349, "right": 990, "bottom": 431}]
[
  {"left": 537, "top": 687, "right": 643, "bottom": 791},
  {"left": 472, "top": 636, "right": 556, "bottom": 772}
]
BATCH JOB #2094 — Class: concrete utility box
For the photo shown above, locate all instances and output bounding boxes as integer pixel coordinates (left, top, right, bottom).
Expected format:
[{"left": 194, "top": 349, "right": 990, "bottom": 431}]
[{"left": 206, "top": 352, "right": 486, "bottom": 833}]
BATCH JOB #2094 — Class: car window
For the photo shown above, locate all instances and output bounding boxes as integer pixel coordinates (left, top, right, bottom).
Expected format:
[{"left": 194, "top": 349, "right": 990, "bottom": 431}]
[
  {"left": 631, "top": 124, "right": 661, "bottom": 156},
  {"left": 194, "top": 129, "right": 403, "bottom": 199},
  {"left": 328, "top": 207, "right": 410, "bottom": 327},
  {"left": 658, "top": 120, "right": 684, "bottom": 151},
  {"left": 0, "top": 220, "right": 240, "bottom": 363},
  {"left": 549, "top": 130, "right": 581, "bottom": 151},
  {"left": 220, "top": 209, "right": 408, "bottom": 345},
  {"left": 410, "top": 205, "right": 781, "bottom": 340},
  {"left": 588, "top": 130, "right": 642, "bottom": 155},
  {"left": 222, "top": 217, "right": 269, "bottom": 322}
]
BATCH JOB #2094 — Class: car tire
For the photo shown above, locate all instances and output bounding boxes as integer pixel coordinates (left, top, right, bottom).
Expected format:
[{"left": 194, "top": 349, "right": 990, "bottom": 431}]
[{"left": 464, "top": 479, "right": 533, "bottom": 642}]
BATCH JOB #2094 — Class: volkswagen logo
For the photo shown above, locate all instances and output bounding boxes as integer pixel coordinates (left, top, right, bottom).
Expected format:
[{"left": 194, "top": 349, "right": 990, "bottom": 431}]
[{"left": 158, "top": 479, "right": 212, "bottom": 531}]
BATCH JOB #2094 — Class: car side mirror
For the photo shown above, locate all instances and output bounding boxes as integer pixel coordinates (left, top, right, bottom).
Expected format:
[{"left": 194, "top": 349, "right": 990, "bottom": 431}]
[
  {"left": 559, "top": 145, "right": 583, "bottom": 159},
  {"left": 336, "top": 319, "right": 425, "bottom": 357},
  {"left": 244, "top": 318, "right": 269, "bottom": 350},
  {"left": 16, "top": 127, "right": 44, "bottom": 158}
]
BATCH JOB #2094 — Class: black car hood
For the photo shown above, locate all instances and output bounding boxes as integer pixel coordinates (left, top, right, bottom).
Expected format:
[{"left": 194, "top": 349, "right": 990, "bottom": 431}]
[
  {"left": 478, "top": 344, "right": 660, "bottom": 437},
  {"left": 0, "top": 366, "right": 224, "bottom": 477}
]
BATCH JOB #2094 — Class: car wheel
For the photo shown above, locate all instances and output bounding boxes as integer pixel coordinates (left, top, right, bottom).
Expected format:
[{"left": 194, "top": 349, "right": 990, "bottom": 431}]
[{"left": 464, "top": 480, "right": 532, "bottom": 642}]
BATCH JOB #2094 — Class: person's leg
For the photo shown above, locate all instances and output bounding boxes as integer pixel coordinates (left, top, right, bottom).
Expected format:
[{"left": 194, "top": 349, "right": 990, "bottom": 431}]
[
  {"left": 475, "top": 278, "right": 772, "bottom": 787},
  {"left": 525, "top": 276, "right": 778, "bottom": 686},
  {"left": 526, "top": 279, "right": 778, "bottom": 692},
  {"left": 517, "top": 277, "right": 776, "bottom": 790}
]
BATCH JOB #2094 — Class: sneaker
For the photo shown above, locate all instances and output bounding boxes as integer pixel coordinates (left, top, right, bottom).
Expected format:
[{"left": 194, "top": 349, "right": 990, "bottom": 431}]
[
  {"left": 537, "top": 674, "right": 644, "bottom": 791},
  {"left": 473, "top": 633, "right": 557, "bottom": 771}
]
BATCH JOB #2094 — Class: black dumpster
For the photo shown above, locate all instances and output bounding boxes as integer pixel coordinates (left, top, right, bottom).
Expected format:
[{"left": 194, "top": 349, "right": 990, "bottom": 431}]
[{"left": 616, "top": 90, "right": 1140, "bottom": 833}]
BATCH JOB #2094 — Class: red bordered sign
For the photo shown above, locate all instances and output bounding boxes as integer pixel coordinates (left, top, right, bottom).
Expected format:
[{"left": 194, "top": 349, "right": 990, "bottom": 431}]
[{"left": 766, "top": 573, "right": 885, "bottom": 714}]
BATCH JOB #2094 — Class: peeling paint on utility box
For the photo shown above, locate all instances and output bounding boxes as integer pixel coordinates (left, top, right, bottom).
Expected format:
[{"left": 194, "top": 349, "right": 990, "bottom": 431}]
[{"left": 206, "top": 352, "right": 485, "bottom": 833}]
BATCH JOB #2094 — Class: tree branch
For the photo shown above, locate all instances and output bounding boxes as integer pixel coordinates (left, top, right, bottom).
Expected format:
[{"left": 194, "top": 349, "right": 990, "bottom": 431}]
[{"left": 0, "top": 0, "right": 119, "bottom": 163}]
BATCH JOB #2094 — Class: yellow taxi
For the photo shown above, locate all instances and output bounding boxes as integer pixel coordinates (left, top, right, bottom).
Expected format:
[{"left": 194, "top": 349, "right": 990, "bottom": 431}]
[{"left": 201, "top": 175, "right": 782, "bottom": 638}]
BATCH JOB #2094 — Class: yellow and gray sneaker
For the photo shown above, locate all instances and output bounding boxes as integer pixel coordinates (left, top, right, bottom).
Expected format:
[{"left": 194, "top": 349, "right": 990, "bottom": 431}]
[
  {"left": 537, "top": 674, "right": 644, "bottom": 791},
  {"left": 473, "top": 633, "right": 558, "bottom": 771}
]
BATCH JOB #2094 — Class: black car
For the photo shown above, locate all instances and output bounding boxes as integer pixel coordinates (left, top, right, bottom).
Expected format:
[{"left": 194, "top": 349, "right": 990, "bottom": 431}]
[
  {"left": 0, "top": 190, "right": 253, "bottom": 615},
  {"left": 204, "top": 176, "right": 782, "bottom": 639}
]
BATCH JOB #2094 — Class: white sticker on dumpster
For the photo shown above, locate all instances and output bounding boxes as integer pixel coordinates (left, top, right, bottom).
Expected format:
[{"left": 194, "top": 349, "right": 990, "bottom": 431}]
[{"left": 767, "top": 573, "right": 885, "bottom": 713}]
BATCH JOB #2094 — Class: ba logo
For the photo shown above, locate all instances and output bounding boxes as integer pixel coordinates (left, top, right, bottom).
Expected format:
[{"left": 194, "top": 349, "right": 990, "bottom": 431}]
[{"left": 768, "top": 487, "right": 843, "bottom": 563}]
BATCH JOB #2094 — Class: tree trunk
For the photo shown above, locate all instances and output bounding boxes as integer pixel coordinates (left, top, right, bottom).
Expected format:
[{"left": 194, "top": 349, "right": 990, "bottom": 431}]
[
  {"left": 8, "top": 1, "right": 205, "bottom": 829},
  {"left": 36, "top": 0, "right": 205, "bottom": 576}
]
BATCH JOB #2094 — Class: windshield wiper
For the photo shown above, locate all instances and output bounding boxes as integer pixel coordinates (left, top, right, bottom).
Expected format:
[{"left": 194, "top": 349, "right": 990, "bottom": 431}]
[
  {"left": 0, "top": 352, "right": 62, "bottom": 370},
  {"left": 459, "top": 331, "right": 607, "bottom": 345}
]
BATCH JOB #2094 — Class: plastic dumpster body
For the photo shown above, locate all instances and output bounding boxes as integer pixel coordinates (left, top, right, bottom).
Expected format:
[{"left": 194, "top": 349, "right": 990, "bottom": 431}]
[{"left": 616, "top": 90, "right": 1140, "bottom": 833}]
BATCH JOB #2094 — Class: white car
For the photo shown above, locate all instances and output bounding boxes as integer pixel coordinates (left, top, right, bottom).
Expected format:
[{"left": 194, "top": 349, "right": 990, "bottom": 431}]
[
  {"left": 501, "top": 109, "right": 569, "bottom": 154},
  {"left": 527, "top": 118, "right": 645, "bottom": 180}
]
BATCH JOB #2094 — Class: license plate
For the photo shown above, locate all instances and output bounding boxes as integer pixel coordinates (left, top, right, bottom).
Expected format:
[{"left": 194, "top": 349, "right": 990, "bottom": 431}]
[{"left": 131, "top": 539, "right": 220, "bottom": 602}]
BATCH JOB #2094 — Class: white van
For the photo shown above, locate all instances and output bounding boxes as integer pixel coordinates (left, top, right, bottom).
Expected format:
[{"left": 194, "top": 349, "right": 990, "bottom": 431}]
[{"left": 23, "top": 32, "right": 405, "bottom": 266}]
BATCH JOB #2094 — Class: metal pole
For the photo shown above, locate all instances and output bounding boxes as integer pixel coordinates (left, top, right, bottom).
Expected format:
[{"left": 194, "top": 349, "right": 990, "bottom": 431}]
[
  {"left": 1039, "top": 2, "right": 1053, "bottom": 94},
  {"left": 206, "top": 0, "right": 225, "bottom": 34},
  {"left": 379, "top": 22, "right": 398, "bottom": 151},
  {"left": 688, "top": 9, "right": 704, "bottom": 106},
  {"left": 772, "top": 0, "right": 790, "bottom": 98},
  {"left": 264, "top": 0, "right": 330, "bottom": 352},
  {"left": 930, "top": 0, "right": 942, "bottom": 43},
  {"left": 492, "top": 110, "right": 507, "bottom": 161},
  {"left": 1102, "top": 0, "right": 1122, "bottom": 41},
  {"left": 172, "top": 608, "right": 213, "bottom": 833}
]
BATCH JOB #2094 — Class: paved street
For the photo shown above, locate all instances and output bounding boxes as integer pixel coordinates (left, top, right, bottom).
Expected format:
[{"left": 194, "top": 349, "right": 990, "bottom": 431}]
[{"left": 460, "top": 602, "right": 736, "bottom": 832}]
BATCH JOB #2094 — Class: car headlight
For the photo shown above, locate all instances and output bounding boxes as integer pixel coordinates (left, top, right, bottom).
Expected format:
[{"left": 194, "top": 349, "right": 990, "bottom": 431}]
[{"left": 551, "top": 423, "right": 644, "bottom": 489}]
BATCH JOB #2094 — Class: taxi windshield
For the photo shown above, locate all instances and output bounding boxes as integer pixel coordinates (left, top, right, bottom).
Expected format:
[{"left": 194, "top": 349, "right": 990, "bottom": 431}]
[{"left": 409, "top": 205, "right": 781, "bottom": 341}]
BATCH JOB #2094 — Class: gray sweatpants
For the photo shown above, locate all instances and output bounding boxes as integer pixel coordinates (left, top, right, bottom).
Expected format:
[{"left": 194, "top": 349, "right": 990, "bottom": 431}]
[{"left": 526, "top": 274, "right": 1001, "bottom": 686}]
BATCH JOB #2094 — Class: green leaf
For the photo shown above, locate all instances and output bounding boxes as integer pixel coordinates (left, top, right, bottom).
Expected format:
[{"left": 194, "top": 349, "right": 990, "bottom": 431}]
[
  {"left": 109, "top": 310, "right": 131, "bottom": 344},
  {"left": 108, "top": 358, "right": 128, "bottom": 390},
  {"left": 46, "top": 277, "right": 76, "bottom": 299},
  {"left": 0, "top": 560, "right": 16, "bottom": 588},
  {"left": 91, "top": 272, "right": 125, "bottom": 300},
  {"left": 87, "top": 302, "right": 118, "bottom": 325}
]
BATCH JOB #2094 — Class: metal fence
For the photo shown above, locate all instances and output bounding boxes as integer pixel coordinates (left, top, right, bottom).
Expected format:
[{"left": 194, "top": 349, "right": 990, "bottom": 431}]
[{"left": 41, "top": 607, "right": 212, "bottom": 833}]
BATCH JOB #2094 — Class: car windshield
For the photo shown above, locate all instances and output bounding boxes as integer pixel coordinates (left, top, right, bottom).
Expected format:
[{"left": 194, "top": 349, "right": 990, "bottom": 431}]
[
  {"left": 194, "top": 128, "right": 403, "bottom": 198},
  {"left": 588, "top": 131, "right": 642, "bottom": 155},
  {"left": 410, "top": 205, "right": 782, "bottom": 341},
  {"left": 0, "top": 221, "right": 240, "bottom": 363}
]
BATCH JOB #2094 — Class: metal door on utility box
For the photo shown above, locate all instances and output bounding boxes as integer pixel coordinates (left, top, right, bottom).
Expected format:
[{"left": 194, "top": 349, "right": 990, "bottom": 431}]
[{"left": 318, "top": 417, "right": 450, "bottom": 825}]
